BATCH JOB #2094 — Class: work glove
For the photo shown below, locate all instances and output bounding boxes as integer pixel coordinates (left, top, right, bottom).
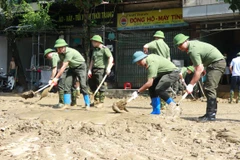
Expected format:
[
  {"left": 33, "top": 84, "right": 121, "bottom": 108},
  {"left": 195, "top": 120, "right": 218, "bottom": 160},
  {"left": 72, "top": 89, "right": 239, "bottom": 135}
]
[
  {"left": 131, "top": 91, "right": 139, "bottom": 100},
  {"left": 106, "top": 68, "right": 111, "bottom": 75},
  {"left": 48, "top": 78, "right": 58, "bottom": 86},
  {"left": 186, "top": 84, "right": 194, "bottom": 94},
  {"left": 48, "top": 79, "right": 52, "bottom": 85},
  {"left": 88, "top": 70, "right": 92, "bottom": 78},
  {"left": 181, "top": 78, "right": 185, "bottom": 84}
]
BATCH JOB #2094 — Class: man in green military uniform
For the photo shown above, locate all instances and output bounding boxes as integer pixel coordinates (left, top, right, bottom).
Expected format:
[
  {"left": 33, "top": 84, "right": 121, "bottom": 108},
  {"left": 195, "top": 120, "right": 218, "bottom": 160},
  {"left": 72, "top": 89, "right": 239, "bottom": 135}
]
[
  {"left": 131, "top": 51, "right": 180, "bottom": 115},
  {"left": 44, "top": 48, "right": 78, "bottom": 108},
  {"left": 174, "top": 33, "right": 226, "bottom": 121},
  {"left": 180, "top": 66, "right": 194, "bottom": 81},
  {"left": 143, "top": 30, "right": 170, "bottom": 60},
  {"left": 173, "top": 66, "right": 195, "bottom": 96},
  {"left": 49, "top": 39, "right": 91, "bottom": 110},
  {"left": 88, "top": 35, "right": 113, "bottom": 108}
]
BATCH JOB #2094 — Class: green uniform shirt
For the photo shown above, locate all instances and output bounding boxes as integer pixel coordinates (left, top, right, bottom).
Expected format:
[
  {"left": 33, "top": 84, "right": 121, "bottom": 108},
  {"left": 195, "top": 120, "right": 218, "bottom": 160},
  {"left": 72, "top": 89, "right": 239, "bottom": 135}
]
[
  {"left": 181, "top": 67, "right": 187, "bottom": 79},
  {"left": 188, "top": 40, "right": 224, "bottom": 67},
  {"left": 146, "top": 54, "right": 177, "bottom": 79},
  {"left": 92, "top": 46, "right": 112, "bottom": 69},
  {"left": 51, "top": 52, "right": 60, "bottom": 68},
  {"left": 147, "top": 39, "right": 170, "bottom": 59},
  {"left": 63, "top": 47, "right": 85, "bottom": 68}
]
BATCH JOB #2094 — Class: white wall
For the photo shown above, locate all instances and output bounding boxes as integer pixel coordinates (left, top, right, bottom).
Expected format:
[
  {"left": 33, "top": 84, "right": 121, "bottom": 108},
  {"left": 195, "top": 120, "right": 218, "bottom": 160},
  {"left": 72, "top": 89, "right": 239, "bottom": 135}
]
[{"left": 0, "top": 36, "right": 8, "bottom": 73}]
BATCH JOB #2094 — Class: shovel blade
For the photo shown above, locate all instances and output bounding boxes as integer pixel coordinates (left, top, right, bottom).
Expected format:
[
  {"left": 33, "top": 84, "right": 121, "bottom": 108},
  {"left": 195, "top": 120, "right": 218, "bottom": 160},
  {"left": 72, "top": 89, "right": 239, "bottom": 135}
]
[
  {"left": 21, "top": 90, "right": 34, "bottom": 99},
  {"left": 40, "top": 88, "right": 50, "bottom": 100}
]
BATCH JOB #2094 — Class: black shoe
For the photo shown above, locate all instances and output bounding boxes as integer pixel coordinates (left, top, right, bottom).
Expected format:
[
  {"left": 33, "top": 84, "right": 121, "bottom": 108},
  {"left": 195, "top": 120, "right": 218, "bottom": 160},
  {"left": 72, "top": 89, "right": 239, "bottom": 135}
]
[{"left": 197, "top": 114, "right": 216, "bottom": 122}]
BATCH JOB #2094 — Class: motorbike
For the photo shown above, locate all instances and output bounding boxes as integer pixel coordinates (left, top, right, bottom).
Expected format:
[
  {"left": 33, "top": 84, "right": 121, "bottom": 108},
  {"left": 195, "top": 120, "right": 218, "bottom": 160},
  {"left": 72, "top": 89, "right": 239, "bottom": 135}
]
[{"left": 0, "top": 68, "right": 15, "bottom": 92}]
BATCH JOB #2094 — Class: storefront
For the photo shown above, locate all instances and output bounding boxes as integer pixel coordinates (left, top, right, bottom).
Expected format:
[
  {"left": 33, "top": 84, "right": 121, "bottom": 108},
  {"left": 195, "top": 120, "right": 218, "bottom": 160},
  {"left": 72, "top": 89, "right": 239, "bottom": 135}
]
[{"left": 183, "top": 1, "right": 240, "bottom": 85}]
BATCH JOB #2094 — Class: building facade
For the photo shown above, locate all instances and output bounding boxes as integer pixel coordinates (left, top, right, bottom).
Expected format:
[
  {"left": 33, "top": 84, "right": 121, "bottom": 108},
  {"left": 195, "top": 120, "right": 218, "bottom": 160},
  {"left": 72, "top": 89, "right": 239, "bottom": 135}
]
[{"left": 183, "top": 0, "right": 240, "bottom": 66}]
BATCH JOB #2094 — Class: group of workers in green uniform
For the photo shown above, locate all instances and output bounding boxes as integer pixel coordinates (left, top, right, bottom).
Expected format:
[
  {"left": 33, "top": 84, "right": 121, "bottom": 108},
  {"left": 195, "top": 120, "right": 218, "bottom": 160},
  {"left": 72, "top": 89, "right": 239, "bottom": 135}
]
[
  {"left": 131, "top": 31, "right": 225, "bottom": 122},
  {"left": 44, "top": 35, "right": 113, "bottom": 110},
  {"left": 43, "top": 30, "right": 226, "bottom": 122}
]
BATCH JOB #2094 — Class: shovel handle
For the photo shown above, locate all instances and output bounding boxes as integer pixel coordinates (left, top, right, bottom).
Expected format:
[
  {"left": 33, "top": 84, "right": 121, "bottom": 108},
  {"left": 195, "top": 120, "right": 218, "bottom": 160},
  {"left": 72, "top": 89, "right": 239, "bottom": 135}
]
[
  {"left": 93, "top": 74, "right": 108, "bottom": 97},
  {"left": 92, "top": 63, "right": 114, "bottom": 97},
  {"left": 127, "top": 96, "right": 135, "bottom": 103},
  {"left": 48, "top": 84, "right": 54, "bottom": 91},
  {"left": 183, "top": 82, "right": 196, "bottom": 99},
  {"left": 34, "top": 84, "right": 50, "bottom": 94},
  {"left": 182, "top": 92, "right": 188, "bottom": 100}
]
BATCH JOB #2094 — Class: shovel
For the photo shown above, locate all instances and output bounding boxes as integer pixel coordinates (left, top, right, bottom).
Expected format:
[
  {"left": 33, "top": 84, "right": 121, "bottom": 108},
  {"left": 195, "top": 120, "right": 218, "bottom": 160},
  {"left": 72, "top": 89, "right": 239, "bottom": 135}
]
[
  {"left": 176, "top": 92, "right": 188, "bottom": 106},
  {"left": 90, "top": 63, "right": 114, "bottom": 101},
  {"left": 39, "top": 84, "right": 54, "bottom": 100},
  {"left": 197, "top": 81, "right": 206, "bottom": 99},
  {"left": 182, "top": 81, "right": 196, "bottom": 100},
  {"left": 93, "top": 74, "right": 107, "bottom": 97},
  {"left": 90, "top": 74, "right": 108, "bottom": 104},
  {"left": 112, "top": 96, "right": 135, "bottom": 113},
  {"left": 21, "top": 84, "right": 50, "bottom": 99}
]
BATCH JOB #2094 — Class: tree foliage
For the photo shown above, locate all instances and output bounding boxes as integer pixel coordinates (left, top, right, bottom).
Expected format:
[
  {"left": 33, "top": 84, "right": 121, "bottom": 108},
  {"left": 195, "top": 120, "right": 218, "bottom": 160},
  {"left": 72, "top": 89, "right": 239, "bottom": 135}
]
[
  {"left": 0, "top": 0, "right": 55, "bottom": 32},
  {"left": 224, "top": 0, "right": 240, "bottom": 12},
  {"left": 0, "top": 1, "right": 17, "bottom": 30},
  {"left": 57, "top": 0, "right": 120, "bottom": 66},
  {"left": 18, "top": 1, "right": 55, "bottom": 32}
]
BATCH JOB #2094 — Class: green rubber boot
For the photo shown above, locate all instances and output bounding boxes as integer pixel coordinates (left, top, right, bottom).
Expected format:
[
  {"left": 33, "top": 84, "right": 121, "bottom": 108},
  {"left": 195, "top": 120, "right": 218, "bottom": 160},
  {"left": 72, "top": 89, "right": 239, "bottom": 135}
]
[
  {"left": 236, "top": 92, "right": 240, "bottom": 104},
  {"left": 161, "top": 99, "right": 167, "bottom": 110},
  {"left": 76, "top": 89, "right": 81, "bottom": 98},
  {"left": 96, "top": 91, "right": 105, "bottom": 108},
  {"left": 54, "top": 91, "right": 64, "bottom": 108},
  {"left": 71, "top": 90, "right": 77, "bottom": 106},
  {"left": 229, "top": 91, "right": 234, "bottom": 104},
  {"left": 90, "top": 92, "right": 99, "bottom": 107},
  {"left": 99, "top": 91, "right": 105, "bottom": 103}
]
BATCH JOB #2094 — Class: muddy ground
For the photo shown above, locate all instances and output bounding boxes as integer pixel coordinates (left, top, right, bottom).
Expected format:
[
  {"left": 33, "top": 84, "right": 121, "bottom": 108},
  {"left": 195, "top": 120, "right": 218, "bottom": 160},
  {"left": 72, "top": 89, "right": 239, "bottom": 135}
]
[{"left": 0, "top": 92, "right": 240, "bottom": 160}]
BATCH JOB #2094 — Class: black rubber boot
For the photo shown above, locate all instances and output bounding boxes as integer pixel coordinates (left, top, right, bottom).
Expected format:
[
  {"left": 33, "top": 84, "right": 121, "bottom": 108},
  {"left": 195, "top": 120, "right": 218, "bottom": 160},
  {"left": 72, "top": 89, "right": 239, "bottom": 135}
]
[{"left": 198, "top": 98, "right": 217, "bottom": 122}]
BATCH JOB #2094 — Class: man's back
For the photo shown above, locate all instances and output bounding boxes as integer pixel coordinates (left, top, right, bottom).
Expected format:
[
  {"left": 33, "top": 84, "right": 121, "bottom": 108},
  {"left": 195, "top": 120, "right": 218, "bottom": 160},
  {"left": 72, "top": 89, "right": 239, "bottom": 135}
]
[
  {"left": 147, "top": 39, "right": 170, "bottom": 59},
  {"left": 230, "top": 57, "right": 240, "bottom": 76}
]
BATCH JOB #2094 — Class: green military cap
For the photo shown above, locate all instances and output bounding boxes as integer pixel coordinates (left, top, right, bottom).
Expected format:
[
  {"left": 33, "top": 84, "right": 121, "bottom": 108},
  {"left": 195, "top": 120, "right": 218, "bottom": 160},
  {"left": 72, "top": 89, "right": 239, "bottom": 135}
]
[
  {"left": 54, "top": 38, "right": 68, "bottom": 48},
  {"left": 153, "top": 31, "right": 165, "bottom": 39},
  {"left": 132, "top": 51, "right": 148, "bottom": 64},
  {"left": 90, "top": 35, "right": 103, "bottom": 43},
  {"left": 187, "top": 66, "right": 195, "bottom": 72},
  {"left": 44, "top": 48, "right": 55, "bottom": 58},
  {"left": 173, "top": 33, "right": 189, "bottom": 46}
]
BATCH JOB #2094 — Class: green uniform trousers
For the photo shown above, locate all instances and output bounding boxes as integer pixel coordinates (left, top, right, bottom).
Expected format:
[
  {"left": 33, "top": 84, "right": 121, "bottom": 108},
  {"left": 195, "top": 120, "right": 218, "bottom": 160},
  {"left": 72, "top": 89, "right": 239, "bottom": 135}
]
[
  {"left": 205, "top": 59, "right": 226, "bottom": 100},
  {"left": 58, "top": 69, "right": 68, "bottom": 92},
  {"left": 65, "top": 63, "right": 88, "bottom": 95},
  {"left": 58, "top": 69, "right": 68, "bottom": 104},
  {"left": 89, "top": 68, "right": 106, "bottom": 92},
  {"left": 149, "top": 70, "right": 179, "bottom": 101}
]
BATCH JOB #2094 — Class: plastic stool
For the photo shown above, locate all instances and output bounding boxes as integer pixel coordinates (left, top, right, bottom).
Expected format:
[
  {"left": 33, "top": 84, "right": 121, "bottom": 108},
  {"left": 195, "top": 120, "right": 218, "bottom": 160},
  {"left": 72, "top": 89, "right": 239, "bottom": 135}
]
[{"left": 124, "top": 82, "right": 132, "bottom": 89}]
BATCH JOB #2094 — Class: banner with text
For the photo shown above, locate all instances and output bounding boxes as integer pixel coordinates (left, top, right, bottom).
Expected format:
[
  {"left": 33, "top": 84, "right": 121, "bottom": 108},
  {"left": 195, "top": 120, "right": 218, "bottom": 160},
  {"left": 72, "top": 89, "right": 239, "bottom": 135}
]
[{"left": 117, "top": 8, "right": 188, "bottom": 30}]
